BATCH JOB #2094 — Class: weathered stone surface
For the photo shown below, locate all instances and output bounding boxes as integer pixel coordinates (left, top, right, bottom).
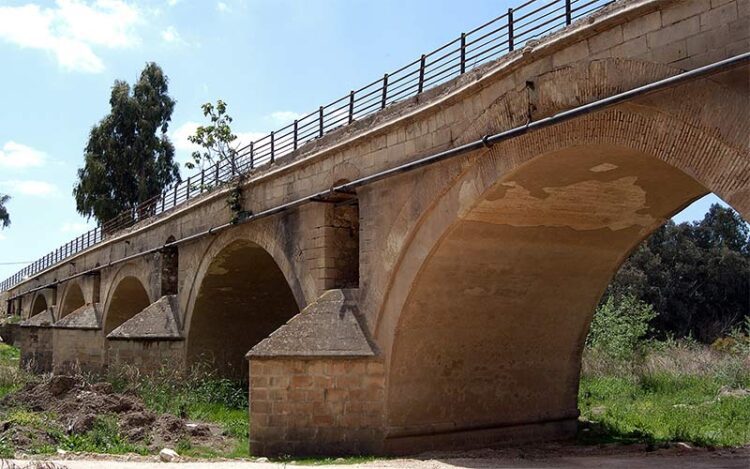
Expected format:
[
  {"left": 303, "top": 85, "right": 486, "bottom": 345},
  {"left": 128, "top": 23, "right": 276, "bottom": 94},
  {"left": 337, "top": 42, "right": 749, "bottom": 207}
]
[
  {"left": 20, "top": 308, "right": 55, "bottom": 328},
  {"left": 54, "top": 303, "right": 101, "bottom": 330},
  {"left": 107, "top": 295, "right": 182, "bottom": 340},
  {"left": 247, "top": 289, "right": 375, "bottom": 358}
]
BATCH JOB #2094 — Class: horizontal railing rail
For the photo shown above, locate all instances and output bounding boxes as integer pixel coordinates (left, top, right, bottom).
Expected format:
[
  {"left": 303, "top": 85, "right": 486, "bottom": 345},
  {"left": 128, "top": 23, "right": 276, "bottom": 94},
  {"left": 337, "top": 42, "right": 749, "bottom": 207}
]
[{"left": 0, "top": 0, "right": 614, "bottom": 293}]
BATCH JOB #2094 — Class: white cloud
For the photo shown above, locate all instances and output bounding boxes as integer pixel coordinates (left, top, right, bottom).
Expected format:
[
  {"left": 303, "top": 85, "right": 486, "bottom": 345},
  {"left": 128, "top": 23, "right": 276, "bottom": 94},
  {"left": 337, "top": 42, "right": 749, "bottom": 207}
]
[
  {"left": 161, "top": 25, "right": 182, "bottom": 44},
  {"left": 0, "top": 141, "right": 46, "bottom": 170},
  {"left": 0, "top": 180, "right": 57, "bottom": 197},
  {"left": 234, "top": 131, "right": 268, "bottom": 150},
  {"left": 60, "top": 221, "right": 92, "bottom": 233},
  {"left": 268, "top": 111, "right": 304, "bottom": 124},
  {"left": 171, "top": 121, "right": 201, "bottom": 152},
  {"left": 0, "top": 0, "right": 141, "bottom": 73},
  {"left": 172, "top": 121, "right": 268, "bottom": 153},
  {"left": 216, "top": 2, "right": 230, "bottom": 13},
  {"left": 0, "top": 233, "right": 6, "bottom": 241},
  {"left": 166, "top": 0, "right": 181, "bottom": 6}
]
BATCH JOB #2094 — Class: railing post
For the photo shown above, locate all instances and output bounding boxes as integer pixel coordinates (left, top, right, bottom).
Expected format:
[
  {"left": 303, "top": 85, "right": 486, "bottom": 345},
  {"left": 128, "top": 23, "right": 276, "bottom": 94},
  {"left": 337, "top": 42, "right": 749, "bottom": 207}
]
[
  {"left": 173, "top": 184, "right": 177, "bottom": 207},
  {"left": 215, "top": 162, "right": 219, "bottom": 184},
  {"left": 231, "top": 153, "right": 236, "bottom": 176},
  {"left": 293, "top": 120, "right": 298, "bottom": 150},
  {"left": 250, "top": 141, "right": 255, "bottom": 168},
  {"left": 318, "top": 106, "right": 324, "bottom": 137},
  {"left": 508, "top": 8, "right": 514, "bottom": 51},
  {"left": 200, "top": 169, "right": 205, "bottom": 193},
  {"left": 270, "top": 131, "right": 275, "bottom": 163},
  {"left": 418, "top": 54, "right": 426, "bottom": 93},
  {"left": 381, "top": 73, "right": 388, "bottom": 109},
  {"left": 460, "top": 33, "right": 466, "bottom": 74},
  {"left": 348, "top": 90, "right": 354, "bottom": 124},
  {"left": 161, "top": 192, "right": 166, "bottom": 213},
  {"left": 186, "top": 176, "right": 191, "bottom": 199},
  {"left": 565, "top": 0, "right": 572, "bottom": 25}
]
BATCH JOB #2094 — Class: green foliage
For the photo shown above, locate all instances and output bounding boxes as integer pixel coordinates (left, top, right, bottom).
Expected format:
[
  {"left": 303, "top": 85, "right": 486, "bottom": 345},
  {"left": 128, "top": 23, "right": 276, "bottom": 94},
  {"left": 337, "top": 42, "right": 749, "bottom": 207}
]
[
  {"left": 586, "top": 294, "right": 657, "bottom": 361},
  {"left": 0, "top": 343, "right": 20, "bottom": 363},
  {"left": 186, "top": 100, "right": 248, "bottom": 224},
  {"left": 606, "top": 204, "right": 750, "bottom": 342},
  {"left": 186, "top": 100, "right": 238, "bottom": 170},
  {"left": 0, "top": 344, "right": 27, "bottom": 399},
  {"left": 579, "top": 372, "right": 750, "bottom": 447},
  {"left": 104, "top": 365, "right": 249, "bottom": 457},
  {"left": 56, "top": 415, "right": 148, "bottom": 455},
  {"left": 73, "top": 62, "right": 180, "bottom": 225},
  {"left": 0, "top": 193, "right": 10, "bottom": 228},
  {"left": 0, "top": 434, "right": 13, "bottom": 458}
]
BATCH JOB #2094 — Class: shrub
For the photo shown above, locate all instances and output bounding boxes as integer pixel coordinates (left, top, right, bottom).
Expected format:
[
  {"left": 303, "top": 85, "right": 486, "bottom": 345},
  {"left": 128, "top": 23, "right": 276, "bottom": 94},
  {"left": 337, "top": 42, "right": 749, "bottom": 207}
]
[{"left": 586, "top": 294, "right": 657, "bottom": 361}]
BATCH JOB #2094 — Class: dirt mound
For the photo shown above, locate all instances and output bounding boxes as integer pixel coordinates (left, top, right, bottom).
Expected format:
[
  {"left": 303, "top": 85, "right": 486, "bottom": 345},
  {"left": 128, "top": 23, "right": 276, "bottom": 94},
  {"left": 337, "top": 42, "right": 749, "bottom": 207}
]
[{"left": 0, "top": 376, "right": 230, "bottom": 455}]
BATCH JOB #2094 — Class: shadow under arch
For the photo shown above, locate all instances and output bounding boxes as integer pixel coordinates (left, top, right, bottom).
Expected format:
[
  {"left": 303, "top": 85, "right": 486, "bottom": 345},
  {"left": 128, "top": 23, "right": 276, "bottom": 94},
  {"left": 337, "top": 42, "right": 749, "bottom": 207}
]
[
  {"left": 103, "top": 276, "right": 151, "bottom": 335},
  {"left": 185, "top": 238, "right": 300, "bottom": 379},
  {"left": 375, "top": 80, "right": 749, "bottom": 446},
  {"left": 58, "top": 282, "right": 85, "bottom": 319},
  {"left": 29, "top": 294, "right": 48, "bottom": 318}
]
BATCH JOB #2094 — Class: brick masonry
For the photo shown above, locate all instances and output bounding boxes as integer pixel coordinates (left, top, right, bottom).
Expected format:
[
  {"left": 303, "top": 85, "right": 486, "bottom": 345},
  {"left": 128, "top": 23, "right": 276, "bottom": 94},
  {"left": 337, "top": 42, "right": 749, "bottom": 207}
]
[
  {"left": 52, "top": 328, "right": 104, "bottom": 373},
  {"left": 249, "top": 358, "right": 385, "bottom": 456},
  {"left": 106, "top": 339, "right": 185, "bottom": 373}
]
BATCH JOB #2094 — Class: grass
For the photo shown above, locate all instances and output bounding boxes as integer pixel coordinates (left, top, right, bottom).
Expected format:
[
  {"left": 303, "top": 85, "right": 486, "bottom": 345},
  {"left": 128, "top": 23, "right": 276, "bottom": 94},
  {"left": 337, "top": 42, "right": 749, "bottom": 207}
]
[
  {"left": 2, "top": 333, "right": 749, "bottom": 460},
  {"left": 54, "top": 415, "right": 149, "bottom": 455},
  {"left": 579, "top": 343, "right": 750, "bottom": 447},
  {"left": 103, "top": 364, "right": 250, "bottom": 458},
  {"left": 0, "top": 343, "right": 26, "bottom": 399}
]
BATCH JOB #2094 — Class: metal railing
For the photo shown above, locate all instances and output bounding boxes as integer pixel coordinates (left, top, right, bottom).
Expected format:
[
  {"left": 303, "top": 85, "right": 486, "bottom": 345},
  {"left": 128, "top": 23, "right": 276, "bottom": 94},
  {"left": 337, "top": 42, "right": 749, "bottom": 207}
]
[{"left": 0, "top": 0, "right": 614, "bottom": 292}]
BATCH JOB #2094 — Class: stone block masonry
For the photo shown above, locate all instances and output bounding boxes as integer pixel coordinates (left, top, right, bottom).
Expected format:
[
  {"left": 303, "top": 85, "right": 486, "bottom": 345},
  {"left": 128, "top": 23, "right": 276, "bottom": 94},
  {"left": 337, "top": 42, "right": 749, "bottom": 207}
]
[{"left": 249, "top": 357, "right": 385, "bottom": 456}]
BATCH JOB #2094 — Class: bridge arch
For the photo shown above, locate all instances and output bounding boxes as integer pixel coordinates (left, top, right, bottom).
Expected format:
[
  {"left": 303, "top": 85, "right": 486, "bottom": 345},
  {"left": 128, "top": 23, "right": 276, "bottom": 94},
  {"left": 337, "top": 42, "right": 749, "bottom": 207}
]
[
  {"left": 183, "top": 224, "right": 304, "bottom": 379},
  {"left": 376, "top": 71, "right": 749, "bottom": 441},
  {"left": 102, "top": 265, "right": 153, "bottom": 335},
  {"left": 58, "top": 282, "right": 85, "bottom": 319},
  {"left": 29, "top": 293, "right": 48, "bottom": 319}
]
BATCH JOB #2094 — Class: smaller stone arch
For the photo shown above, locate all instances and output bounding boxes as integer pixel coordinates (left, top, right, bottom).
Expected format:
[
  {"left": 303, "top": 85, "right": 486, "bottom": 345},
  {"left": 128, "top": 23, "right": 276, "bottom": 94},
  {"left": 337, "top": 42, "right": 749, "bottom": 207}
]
[
  {"left": 183, "top": 223, "right": 305, "bottom": 378},
  {"left": 102, "top": 264, "right": 153, "bottom": 335},
  {"left": 58, "top": 282, "right": 85, "bottom": 319},
  {"left": 29, "top": 293, "right": 48, "bottom": 318}
]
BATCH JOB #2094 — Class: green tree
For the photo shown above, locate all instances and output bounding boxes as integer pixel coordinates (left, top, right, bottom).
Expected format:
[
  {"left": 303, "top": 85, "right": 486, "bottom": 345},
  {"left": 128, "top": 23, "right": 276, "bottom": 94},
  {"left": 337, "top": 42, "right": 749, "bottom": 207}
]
[
  {"left": 0, "top": 194, "right": 10, "bottom": 228},
  {"left": 73, "top": 63, "right": 180, "bottom": 225},
  {"left": 187, "top": 100, "right": 247, "bottom": 224},
  {"left": 586, "top": 294, "right": 657, "bottom": 360},
  {"left": 185, "top": 100, "right": 238, "bottom": 171},
  {"left": 605, "top": 203, "right": 750, "bottom": 342}
]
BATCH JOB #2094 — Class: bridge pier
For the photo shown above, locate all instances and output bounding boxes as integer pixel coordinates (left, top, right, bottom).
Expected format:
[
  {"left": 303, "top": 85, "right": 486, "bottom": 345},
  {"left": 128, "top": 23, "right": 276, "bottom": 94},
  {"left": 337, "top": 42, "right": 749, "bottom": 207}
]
[
  {"left": 18, "top": 309, "right": 55, "bottom": 373},
  {"left": 52, "top": 303, "right": 104, "bottom": 373},
  {"left": 247, "top": 290, "right": 385, "bottom": 456}
]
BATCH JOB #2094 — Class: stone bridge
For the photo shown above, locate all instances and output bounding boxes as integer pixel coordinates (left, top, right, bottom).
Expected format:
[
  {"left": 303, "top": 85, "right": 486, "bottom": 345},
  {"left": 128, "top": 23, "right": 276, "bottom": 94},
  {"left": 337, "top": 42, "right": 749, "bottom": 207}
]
[{"left": 3, "top": 0, "right": 749, "bottom": 457}]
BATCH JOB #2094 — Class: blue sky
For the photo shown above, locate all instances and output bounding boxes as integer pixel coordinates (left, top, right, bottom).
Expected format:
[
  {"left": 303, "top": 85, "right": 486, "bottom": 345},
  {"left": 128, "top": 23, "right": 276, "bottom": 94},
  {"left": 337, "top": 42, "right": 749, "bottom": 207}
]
[{"left": 0, "top": 0, "right": 731, "bottom": 280}]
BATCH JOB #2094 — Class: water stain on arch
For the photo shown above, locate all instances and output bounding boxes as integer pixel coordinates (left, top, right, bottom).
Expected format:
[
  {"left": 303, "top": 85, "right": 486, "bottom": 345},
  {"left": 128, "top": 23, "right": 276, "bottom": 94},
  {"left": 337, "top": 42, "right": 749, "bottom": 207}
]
[{"left": 386, "top": 144, "right": 708, "bottom": 435}]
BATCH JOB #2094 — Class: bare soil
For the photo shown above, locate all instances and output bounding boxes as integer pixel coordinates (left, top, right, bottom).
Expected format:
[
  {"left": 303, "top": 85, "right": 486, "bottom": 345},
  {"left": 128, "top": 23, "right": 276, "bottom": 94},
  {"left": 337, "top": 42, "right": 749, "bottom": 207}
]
[
  {"left": 4, "top": 445, "right": 750, "bottom": 468},
  {"left": 0, "top": 375, "right": 231, "bottom": 455}
]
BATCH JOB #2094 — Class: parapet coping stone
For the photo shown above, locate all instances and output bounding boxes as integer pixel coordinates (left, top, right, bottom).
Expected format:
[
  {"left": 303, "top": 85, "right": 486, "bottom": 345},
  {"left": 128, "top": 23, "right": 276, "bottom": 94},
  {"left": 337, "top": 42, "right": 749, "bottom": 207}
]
[
  {"left": 247, "top": 289, "right": 377, "bottom": 359},
  {"left": 19, "top": 308, "right": 56, "bottom": 328},
  {"left": 107, "top": 295, "right": 183, "bottom": 341},
  {"left": 54, "top": 303, "right": 101, "bottom": 330}
]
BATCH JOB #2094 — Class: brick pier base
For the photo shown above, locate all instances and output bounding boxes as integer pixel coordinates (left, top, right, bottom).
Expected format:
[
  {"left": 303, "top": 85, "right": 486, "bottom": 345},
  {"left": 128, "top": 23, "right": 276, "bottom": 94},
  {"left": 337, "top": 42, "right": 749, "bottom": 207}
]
[{"left": 249, "top": 357, "right": 385, "bottom": 456}]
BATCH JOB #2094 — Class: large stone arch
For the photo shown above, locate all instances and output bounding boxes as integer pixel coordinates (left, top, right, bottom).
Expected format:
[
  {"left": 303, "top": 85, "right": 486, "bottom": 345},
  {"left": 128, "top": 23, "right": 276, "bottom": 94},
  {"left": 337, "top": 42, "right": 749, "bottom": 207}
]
[
  {"left": 58, "top": 282, "right": 85, "bottom": 319},
  {"left": 182, "top": 220, "right": 307, "bottom": 378},
  {"left": 102, "top": 264, "right": 153, "bottom": 335},
  {"left": 375, "top": 67, "right": 749, "bottom": 446}
]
